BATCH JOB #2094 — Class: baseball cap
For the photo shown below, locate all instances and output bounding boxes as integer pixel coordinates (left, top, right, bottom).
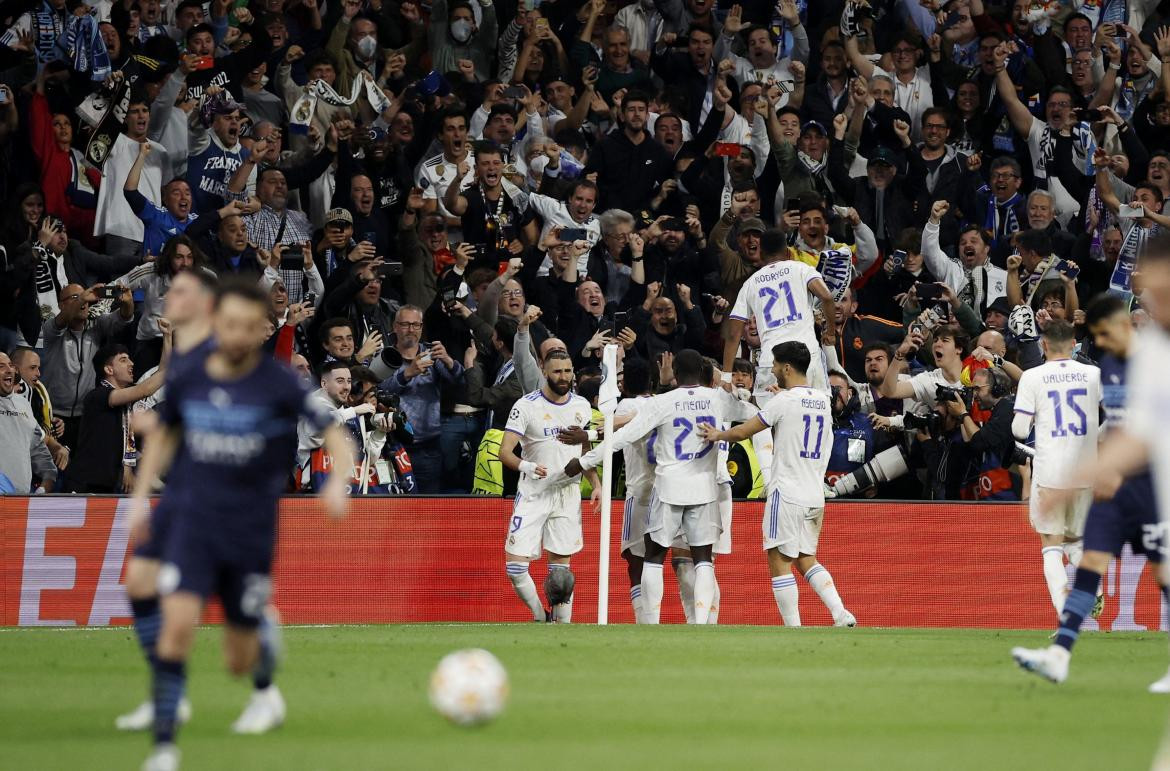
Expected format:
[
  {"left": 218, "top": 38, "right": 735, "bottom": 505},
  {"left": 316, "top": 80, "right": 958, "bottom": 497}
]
[
  {"left": 800, "top": 120, "right": 827, "bottom": 136},
  {"left": 325, "top": 208, "right": 354, "bottom": 226},
  {"left": 985, "top": 296, "right": 1013, "bottom": 317},
  {"left": 739, "top": 217, "right": 766, "bottom": 234},
  {"left": 868, "top": 146, "right": 899, "bottom": 167}
]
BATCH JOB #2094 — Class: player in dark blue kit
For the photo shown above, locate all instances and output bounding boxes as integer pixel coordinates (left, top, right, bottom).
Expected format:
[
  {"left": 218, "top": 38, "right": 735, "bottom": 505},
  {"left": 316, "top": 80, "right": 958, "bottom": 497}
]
[
  {"left": 1012, "top": 294, "right": 1168, "bottom": 688},
  {"left": 117, "top": 269, "right": 216, "bottom": 733},
  {"left": 129, "top": 280, "right": 352, "bottom": 771}
]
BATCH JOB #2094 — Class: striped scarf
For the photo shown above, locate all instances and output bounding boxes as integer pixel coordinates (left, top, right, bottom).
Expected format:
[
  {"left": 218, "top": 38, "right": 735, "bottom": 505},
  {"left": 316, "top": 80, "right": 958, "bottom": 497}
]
[{"left": 56, "top": 13, "right": 110, "bottom": 81}]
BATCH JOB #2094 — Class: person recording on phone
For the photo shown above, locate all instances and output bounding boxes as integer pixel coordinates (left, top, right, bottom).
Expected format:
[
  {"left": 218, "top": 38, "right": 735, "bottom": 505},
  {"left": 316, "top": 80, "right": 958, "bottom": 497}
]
[
  {"left": 39, "top": 283, "right": 134, "bottom": 449},
  {"left": 374, "top": 305, "right": 464, "bottom": 493}
]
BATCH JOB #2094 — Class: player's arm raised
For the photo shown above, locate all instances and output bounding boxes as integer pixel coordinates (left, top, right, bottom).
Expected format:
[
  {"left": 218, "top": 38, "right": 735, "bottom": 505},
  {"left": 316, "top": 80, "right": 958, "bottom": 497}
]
[
  {"left": 320, "top": 423, "right": 354, "bottom": 520},
  {"left": 880, "top": 328, "right": 923, "bottom": 400},
  {"left": 697, "top": 414, "right": 767, "bottom": 445}
]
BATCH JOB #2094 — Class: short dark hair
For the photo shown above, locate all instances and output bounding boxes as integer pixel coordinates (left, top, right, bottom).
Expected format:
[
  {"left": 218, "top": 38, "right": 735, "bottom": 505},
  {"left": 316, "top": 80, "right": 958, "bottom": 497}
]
[
  {"left": 257, "top": 166, "right": 286, "bottom": 186},
  {"left": 622, "top": 90, "right": 651, "bottom": 110},
  {"left": 894, "top": 227, "right": 922, "bottom": 254},
  {"left": 922, "top": 106, "right": 950, "bottom": 126},
  {"left": 319, "top": 317, "right": 353, "bottom": 344},
  {"left": 686, "top": 22, "right": 713, "bottom": 41},
  {"left": 623, "top": 357, "right": 652, "bottom": 395},
  {"left": 933, "top": 324, "right": 971, "bottom": 357},
  {"left": 862, "top": 342, "right": 894, "bottom": 360},
  {"left": 1015, "top": 228, "right": 1052, "bottom": 257},
  {"left": 438, "top": 107, "right": 467, "bottom": 131},
  {"left": 9, "top": 345, "right": 36, "bottom": 367},
  {"left": 990, "top": 156, "right": 1022, "bottom": 177},
  {"left": 673, "top": 348, "right": 704, "bottom": 383},
  {"left": 1063, "top": 11, "right": 1092, "bottom": 31},
  {"left": 1084, "top": 293, "right": 1129, "bottom": 327},
  {"left": 1135, "top": 180, "right": 1165, "bottom": 204},
  {"left": 760, "top": 228, "right": 788, "bottom": 260},
  {"left": 1043, "top": 319, "right": 1076, "bottom": 347},
  {"left": 320, "top": 360, "right": 351, "bottom": 377},
  {"left": 214, "top": 277, "right": 268, "bottom": 309},
  {"left": 350, "top": 364, "right": 380, "bottom": 387},
  {"left": 959, "top": 224, "right": 991, "bottom": 247},
  {"left": 494, "top": 317, "right": 517, "bottom": 353},
  {"left": 92, "top": 343, "right": 129, "bottom": 376},
  {"left": 732, "top": 357, "right": 753, "bottom": 375},
  {"left": 544, "top": 349, "right": 573, "bottom": 367},
  {"left": 772, "top": 341, "right": 811, "bottom": 373},
  {"left": 471, "top": 140, "right": 504, "bottom": 162},
  {"left": 186, "top": 22, "right": 214, "bottom": 41}
]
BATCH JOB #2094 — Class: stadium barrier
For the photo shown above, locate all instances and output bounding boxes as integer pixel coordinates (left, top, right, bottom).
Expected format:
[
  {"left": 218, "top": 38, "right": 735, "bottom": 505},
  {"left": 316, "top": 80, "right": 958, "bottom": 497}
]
[{"left": 1, "top": 496, "right": 1165, "bottom": 629}]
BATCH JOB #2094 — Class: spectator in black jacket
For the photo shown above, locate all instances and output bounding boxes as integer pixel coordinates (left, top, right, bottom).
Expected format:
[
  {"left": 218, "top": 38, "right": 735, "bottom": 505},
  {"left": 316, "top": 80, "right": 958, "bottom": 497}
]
[
  {"left": 801, "top": 40, "right": 850, "bottom": 130},
  {"left": 585, "top": 90, "right": 673, "bottom": 213},
  {"left": 907, "top": 107, "right": 972, "bottom": 229},
  {"left": 650, "top": 24, "right": 720, "bottom": 129},
  {"left": 829, "top": 126, "right": 921, "bottom": 255},
  {"left": 641, "top": 216, "right": 719, "bottom": 307},
  {"left": 632, "top": 281, "right": 705, "bottom": 363}
]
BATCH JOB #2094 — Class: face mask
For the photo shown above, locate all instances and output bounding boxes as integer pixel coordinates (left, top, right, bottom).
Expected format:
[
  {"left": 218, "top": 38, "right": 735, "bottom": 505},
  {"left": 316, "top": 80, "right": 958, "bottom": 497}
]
[
  {"left": 450, "top": 19, "right": 473, "bottom": 43},
  {"left": 357, "top": 35, "right": 377, "bottom": 59}
]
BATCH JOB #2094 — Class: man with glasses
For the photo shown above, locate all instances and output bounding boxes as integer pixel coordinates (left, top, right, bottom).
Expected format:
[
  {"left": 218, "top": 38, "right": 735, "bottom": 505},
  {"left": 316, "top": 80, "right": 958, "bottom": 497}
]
[
  {"left": 375, "top": 305, "right": 463, "bottom": 492},
  {"left": 907, "top": 107, "right": 969, "bottom": 226},
  {"left": 958, "top": 156, "right": 1028, "bottom": 250}
]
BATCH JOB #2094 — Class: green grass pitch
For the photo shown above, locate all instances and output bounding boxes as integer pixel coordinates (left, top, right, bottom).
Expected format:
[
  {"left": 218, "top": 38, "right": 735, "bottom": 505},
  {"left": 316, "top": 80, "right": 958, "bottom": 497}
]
[{"left": 3, "top": 625, "right": 1170, "bottom": 770}]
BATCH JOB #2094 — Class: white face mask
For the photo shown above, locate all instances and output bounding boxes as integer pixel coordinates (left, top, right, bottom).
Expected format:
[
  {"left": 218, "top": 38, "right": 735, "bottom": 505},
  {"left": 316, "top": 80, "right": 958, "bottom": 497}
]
[
  {"left": 357, "top": 34, "right": 377, "bottom": 59},
  {"left": 450, "top": 18, "right": 473, "bottom": 42}
]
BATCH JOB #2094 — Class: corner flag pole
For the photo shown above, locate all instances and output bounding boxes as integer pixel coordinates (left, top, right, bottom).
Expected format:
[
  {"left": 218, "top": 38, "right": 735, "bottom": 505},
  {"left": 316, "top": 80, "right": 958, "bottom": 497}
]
[{"left": 597, "top": 343, "right": 620, "bottom": 625}]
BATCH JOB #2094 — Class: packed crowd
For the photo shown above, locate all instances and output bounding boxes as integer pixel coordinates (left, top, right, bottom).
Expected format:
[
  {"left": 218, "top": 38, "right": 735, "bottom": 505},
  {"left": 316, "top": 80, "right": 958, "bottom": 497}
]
[{"left": 0, "top": 0, "right": 1167, "bottom": 499}]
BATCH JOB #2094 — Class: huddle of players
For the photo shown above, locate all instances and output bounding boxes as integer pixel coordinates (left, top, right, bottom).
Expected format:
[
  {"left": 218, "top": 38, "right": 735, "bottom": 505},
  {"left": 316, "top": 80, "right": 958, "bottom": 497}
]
[
  {"left": 112, "top": 270, "right": 352, "bottom": 771},
  {"left": 501, "top": 231, "right": 857, "bottom": 627}
]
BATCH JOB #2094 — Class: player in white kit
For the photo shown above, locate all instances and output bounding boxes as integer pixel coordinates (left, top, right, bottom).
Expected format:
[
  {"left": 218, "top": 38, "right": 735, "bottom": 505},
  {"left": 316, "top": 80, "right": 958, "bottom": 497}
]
[
  {"left": 500, "top": 351, "right": 601, "bottom": 622},
  {"left": 613, "top": 359, "right": 656, "bottom": 623},
  {"left": 1012, "top": 319, "right": 1103, "bottom": 614},
  {"left": 722, "top": 229, "right": 838, "bottom": 484},
  {"left": 567, "top": 350, "right": 725, "bottom": 624},
  {"left": 700, "top": 342, "right": 857, "bottom": 627}
]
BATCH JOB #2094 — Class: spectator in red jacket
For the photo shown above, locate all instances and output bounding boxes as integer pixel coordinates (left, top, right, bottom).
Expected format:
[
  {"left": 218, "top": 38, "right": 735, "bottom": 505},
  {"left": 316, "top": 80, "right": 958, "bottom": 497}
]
[{"left": 29, "top": 71, "right": 101, "bottom": 245}]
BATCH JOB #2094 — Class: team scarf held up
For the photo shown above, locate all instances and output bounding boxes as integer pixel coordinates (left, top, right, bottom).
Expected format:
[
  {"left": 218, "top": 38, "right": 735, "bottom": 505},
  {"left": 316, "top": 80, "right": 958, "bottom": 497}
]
[
  {"left": 81, "top": 55, "right": 166, "bottom": 168},
  {"left": 289, "top": 74, "right": 392, "bottom": 135},
  {"left": 55, "top": 12, "right": 110, "bottom": 81}
]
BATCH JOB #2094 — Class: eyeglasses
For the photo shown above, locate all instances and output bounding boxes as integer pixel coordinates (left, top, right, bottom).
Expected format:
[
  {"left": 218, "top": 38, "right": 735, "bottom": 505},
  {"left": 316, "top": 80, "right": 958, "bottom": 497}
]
[
  {"left": 501, "top": 289, "right": 524, "bottom": 298},
  {"left": 991, "top": 171, "right": 1020, "bottom": 180},
  {"left": 395, "top": 321, "right": 423, "bottom": 329},
  {"left": 1042, "top": 300, "right": 1065, "bottom": 310},
  {"left": 893, "top": 47, "right": 917, "bottom": 55},
  {"left": 1048, "top": 101, "right": 1073, "bottom": 109},
  {"left": 424, "top": 225, "right": 448, "bottom": 233},
  {"left": 923, "top": 123, "right": 949, "bottom": 130}
]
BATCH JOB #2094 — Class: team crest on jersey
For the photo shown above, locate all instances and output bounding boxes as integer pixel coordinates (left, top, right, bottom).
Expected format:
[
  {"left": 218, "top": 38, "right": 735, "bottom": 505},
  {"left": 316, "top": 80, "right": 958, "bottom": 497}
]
[{"left": 435, "top": 164, "right": 445, "bottom": 176}]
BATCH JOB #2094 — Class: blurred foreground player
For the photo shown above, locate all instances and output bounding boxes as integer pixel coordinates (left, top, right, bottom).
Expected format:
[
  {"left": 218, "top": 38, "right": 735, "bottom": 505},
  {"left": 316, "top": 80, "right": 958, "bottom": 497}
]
[
  {"left": 499, "top": 351, "right": 601, "bottom": 622},
  {"left": 699, "top": 342, "right": 856, "bottom": 627},
  {"left": 1013, "top": 294, "right": 1169, "bottom": 688},
  {"left": 116, "top": 270, "right": 215, "bottom": 732},
  {"left": 129, "top": 281, "right": 352, "bottom": 771}
]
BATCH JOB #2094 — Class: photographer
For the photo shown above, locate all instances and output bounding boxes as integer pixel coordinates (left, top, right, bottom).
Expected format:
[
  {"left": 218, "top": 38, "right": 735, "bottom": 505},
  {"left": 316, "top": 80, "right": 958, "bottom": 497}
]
[
  {"left": 347, "top": 367, "right": 416, "bottom": 495},
  {"left": 912, "top": 390, "right": 971, "bottom": 501},
  {"left": 825, "top": 371, "right": 877, "bottom": 496},
  {"left": 946, "top": 367, "right": 1021, "bottom": 500}
]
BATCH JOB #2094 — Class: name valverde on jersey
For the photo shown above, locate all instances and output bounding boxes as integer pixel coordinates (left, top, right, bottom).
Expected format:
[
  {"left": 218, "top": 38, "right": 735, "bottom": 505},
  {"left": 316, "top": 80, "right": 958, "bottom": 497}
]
[{"left": 1014, "top": 359, "right": 1103, "bottom": 489}]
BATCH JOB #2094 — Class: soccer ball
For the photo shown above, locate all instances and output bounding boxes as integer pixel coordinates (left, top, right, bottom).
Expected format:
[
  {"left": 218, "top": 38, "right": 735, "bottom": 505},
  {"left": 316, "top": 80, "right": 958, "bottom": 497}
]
[{"left": 428, "top": 649, "right": 510, "bottom": 726}]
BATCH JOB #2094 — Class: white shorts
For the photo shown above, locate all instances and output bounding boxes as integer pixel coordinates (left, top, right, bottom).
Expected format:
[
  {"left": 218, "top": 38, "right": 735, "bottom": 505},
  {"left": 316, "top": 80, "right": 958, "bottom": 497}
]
[
  {"left": 762, "top": 487, "right": 823, "bottom": 558},
  {"left": 621, "top": 495, "right": 650, "bottom": 558},
  {"left": 1029, "top": 485, "right": 1092, "bottom": 538},
  {"left": 714, "top": 483, "right": 733, "bottom": 555},
  {"left": 506, "top": 484, "right": 583, "bottom": 559},
  {"left": 753, "top": 350, "right": 829, "bottom": 401},
  {"left": 648, "top": 490, "right": 721, "bottom": 549}
]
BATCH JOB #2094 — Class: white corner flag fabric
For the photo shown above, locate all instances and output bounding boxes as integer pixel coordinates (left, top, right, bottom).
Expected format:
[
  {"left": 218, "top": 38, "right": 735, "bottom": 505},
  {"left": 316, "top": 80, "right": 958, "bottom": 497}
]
[{"left": 597, "top": 344, "right": 620, "bottom": 624}]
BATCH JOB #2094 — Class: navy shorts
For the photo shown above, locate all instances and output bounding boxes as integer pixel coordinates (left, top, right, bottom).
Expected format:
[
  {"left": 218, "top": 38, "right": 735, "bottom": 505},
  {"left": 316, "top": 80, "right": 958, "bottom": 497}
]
[
  {"left": 160, "top": 517, "right": 274, "bottom": 628},
  {"left": 1082, "top": 472, "right": 1163, "bottom": 563},
  {"left": 132, "top": 501, "right": 172, "bottom": 560}
]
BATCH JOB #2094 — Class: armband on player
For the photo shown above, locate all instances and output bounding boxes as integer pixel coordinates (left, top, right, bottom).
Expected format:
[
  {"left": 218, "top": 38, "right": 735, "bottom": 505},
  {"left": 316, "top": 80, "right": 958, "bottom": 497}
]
[
  {"left": 519, "top": 460, "right": 538, "bottom": 476},
  {"left": 720, "top": 372, "right": 732, "bottom": 383},
  {"left": 586, "top": 429, "right": 599, "bottom": 442}
]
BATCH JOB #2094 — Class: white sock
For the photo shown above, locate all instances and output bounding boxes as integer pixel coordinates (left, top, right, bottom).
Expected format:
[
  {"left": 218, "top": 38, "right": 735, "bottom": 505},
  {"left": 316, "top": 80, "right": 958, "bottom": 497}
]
[
  {"left": 771, "top": 574, "right": 800, "bottom": 626},
  {"left": 708, "top": 578, "right": 721, "bottom": 625},
  {"left": 1064, "top": 540, "right": 1083, "bottom": 568},
  {"left": 804, "top": 563, "right": 846, "bottom": 620},
  {"left": 506, "top": 562, "right": 545, "bottom": 620},
  {"left": 692, "top": 561, "right": 716, "bottom": 624},
  {"left": 1042, "top": 546, "right": 1068, "bottom": 612},
  {"left": 629, "top": 584, "right": 643, "bottom": 624},
  {"left": 641, "top": 563, "right": 664, "bottom": 624},
  {"left": 673, "top": 558, "right": 696, "bottom": 623},
  {"left": 554, "top": 593, "right": 573, "bottom": 623}
]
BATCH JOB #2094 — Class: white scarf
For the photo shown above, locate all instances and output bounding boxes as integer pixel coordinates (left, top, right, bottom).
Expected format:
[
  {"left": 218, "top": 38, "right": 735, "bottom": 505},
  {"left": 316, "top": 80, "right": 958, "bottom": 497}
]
[{"left": 290, "top": 75, "right": 392, "bottom": 135}]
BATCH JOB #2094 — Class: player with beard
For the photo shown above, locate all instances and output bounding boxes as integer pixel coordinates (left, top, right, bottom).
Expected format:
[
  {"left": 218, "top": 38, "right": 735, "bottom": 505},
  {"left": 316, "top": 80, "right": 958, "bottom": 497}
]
[
  {"left": 500, "top": 351, "right": 600, "bottom": 622},
  {"left": 701, "top": 342, "right": 855, "bottom": 626},
  {"left": 132, "top": 280, "right": 350, "bottom": 771},
  {"left": 115, "top": 269, "right": 218, "bottom": 735}
]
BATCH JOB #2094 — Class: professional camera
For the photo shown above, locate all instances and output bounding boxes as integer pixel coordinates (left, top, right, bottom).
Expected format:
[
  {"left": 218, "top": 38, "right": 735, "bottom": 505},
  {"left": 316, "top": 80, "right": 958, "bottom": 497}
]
[
  {"left": 935, "top": 385, "right": 965, "bottom": 403},
  {"left": 903, "top": 411, "right": 942, "bottom": 434},
  {"left": 364, "top": 389, "right": 401, "bottom": 432}
]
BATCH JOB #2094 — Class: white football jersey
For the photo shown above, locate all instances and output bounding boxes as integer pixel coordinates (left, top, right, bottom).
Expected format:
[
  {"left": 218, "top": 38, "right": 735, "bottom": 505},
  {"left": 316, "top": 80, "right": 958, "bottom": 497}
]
[
  {"left": 616, "top": 396, "right": 655, "bottom": 504},
  {"left": 505, "top": 389, "right": 593, "bottom": 495},
  {"left": 714, "top": 388, "right": 760, "bottom": 484},
  {"left": 583, "top": 385, "right": 724, "bottom": 505},
  {"left": 758, "top": 386, "right": 833, "bottom": 507},
  {"left": 1014, "top": 358, "right": 1102, "bottom": 489},
  {"left": 417, "top": 152, "right": 475, "bottom": 221},
  {"left": 1127, "top": 326, "right": 1170, "bottom": 523},
  {"left": 730, "top": 259, "right": 823, "bottom": 369}
]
